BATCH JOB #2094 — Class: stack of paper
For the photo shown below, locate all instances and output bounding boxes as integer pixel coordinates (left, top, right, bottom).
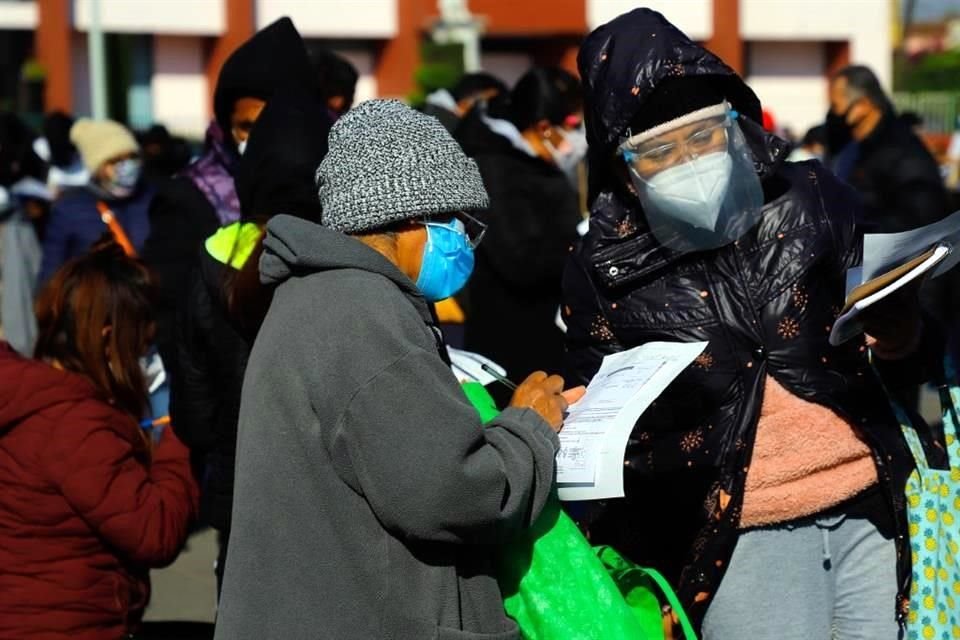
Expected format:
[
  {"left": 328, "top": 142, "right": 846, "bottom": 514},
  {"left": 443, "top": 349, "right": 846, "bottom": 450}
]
[{"left": 830, "top": 210, "right": 960, "bottom": 346}]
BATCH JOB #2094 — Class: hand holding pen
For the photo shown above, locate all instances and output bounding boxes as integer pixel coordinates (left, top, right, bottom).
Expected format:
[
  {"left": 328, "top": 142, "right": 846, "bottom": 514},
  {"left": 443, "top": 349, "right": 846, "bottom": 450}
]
[{"left": 488, "top": 368, "right": 585, "bottom": 433}]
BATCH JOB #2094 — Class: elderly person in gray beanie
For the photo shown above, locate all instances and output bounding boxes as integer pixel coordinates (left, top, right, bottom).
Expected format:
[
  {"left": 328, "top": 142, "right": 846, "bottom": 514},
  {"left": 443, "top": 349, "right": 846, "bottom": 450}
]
[{"left": 215, "top": 99, "right": 583, "bottom": 640}]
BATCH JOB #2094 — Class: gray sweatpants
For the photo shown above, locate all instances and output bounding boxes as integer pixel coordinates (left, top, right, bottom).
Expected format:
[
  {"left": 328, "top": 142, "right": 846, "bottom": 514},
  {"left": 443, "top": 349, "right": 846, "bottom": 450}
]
[{"left": 702, "top": 514, "right": 901, "bottom": 640}]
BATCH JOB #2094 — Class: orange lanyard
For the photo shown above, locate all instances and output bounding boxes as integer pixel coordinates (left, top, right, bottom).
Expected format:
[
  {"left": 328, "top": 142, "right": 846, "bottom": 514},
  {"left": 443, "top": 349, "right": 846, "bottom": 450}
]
[{"left": 96, "top": 201, "right": 137, "bottom": 258}]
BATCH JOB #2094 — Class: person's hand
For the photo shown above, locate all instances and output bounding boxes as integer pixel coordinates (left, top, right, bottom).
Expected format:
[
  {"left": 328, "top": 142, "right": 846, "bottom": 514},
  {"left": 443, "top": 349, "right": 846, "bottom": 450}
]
[
  {"left": 860, "top": 280, "right": 924, "bottom": 359},
  {"left": 508, "top": 371, "right": 586, "bottom": 433}
]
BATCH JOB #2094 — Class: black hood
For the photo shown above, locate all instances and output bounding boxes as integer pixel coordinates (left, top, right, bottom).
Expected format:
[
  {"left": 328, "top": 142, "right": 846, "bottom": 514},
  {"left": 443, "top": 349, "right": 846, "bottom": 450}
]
[
  {"left": 42, "top": 111, "right": 76, "bottom": 168},
  {"left": 0, "top": 112, "right": 46, "bottom": 187},
  {"left": 235, "top": 86, "right": 330, "bottom": 222},
  {"left": 578, "top": 9, "right": 787, "bottom": 206},
  {"left": 575, "top": 8, "right": 790, "bottom": 282},
  {"left": 213, "top": 17, "right": 315, "bottom": 140},
  {"left": 578, "top": 8, "right": 761, "bottom": 156}
]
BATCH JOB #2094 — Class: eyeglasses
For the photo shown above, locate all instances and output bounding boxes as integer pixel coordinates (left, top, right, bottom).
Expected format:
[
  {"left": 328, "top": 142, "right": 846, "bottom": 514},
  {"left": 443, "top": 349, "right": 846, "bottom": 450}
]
[
  {"left": 421, "top": 211, "right": 488, "bottom": 248},
  {"left": 621, "top": 116, "right": 730, "bottom": 177}
]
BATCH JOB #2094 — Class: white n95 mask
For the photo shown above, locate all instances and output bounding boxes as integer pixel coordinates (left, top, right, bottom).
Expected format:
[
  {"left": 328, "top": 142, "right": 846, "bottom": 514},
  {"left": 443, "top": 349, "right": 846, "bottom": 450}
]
[
  {"left": 643, "top": 151, "right": 732, "bottom": 231},
  {"left": 619, "top": 102, "right": 764, "bottom": 254}
]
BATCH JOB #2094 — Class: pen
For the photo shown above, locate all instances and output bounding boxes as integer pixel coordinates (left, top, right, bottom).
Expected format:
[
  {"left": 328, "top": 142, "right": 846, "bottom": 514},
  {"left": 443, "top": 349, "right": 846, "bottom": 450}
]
[
  {"left": 481, "top": 364, "right": 518, "bottom": 391},
  {"left": 140, "top": 415, "right": 171, "bottom": 430}
]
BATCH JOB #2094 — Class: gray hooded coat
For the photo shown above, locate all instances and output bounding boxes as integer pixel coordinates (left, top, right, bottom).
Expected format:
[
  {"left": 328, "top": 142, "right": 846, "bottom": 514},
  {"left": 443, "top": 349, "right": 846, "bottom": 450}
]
[{"left": 214, "top": 215, "right": 559, "bottom": 640}]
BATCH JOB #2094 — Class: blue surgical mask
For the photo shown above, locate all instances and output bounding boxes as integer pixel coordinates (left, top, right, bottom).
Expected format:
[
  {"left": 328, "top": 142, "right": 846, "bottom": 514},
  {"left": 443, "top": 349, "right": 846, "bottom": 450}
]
[
  {"left": 102, "top": 158, "right": 141, "bottom": 198},
  {"left": 415, "top": 219, "right": 475, "bottom": 302}
]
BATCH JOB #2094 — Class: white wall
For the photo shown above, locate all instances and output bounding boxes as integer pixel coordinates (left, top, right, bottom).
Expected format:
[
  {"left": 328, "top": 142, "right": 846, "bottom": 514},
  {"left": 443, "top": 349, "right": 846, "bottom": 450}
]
[
  {"left": 741, "top": 0, "right": 892, "bottom": 89},
  {"left": 745, "top": 41, "right": 827, "bottom": 135},
  {"left": 151, "top": 36, "right": 208, "bottom": 138},
  {"left": 73, "top": 0, "right": 224, "bottom": 35},
  {"left": 0, "top": 1, "right": 37, "bottom": 29},
  {"left": 587, "top": 0, "right": 712, "bottom": 40},
  {"left": 480, "top": 52, "right": 533, "bottom": 88},
  {"left": 257, "top": 0, "right": 397, "bottom": 38}
]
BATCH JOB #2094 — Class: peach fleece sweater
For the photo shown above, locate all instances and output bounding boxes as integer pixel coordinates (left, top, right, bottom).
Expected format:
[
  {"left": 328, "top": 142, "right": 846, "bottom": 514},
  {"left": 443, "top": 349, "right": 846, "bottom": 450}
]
[{"left": 739, "top": 376, "right": 878, "bottom": 528}]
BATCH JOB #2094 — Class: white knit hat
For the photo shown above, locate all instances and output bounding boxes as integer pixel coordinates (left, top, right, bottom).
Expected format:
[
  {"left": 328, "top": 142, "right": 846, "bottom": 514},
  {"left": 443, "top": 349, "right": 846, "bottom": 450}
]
[{"left": 70, "top": 119, "right": 139, "bottom": 173}]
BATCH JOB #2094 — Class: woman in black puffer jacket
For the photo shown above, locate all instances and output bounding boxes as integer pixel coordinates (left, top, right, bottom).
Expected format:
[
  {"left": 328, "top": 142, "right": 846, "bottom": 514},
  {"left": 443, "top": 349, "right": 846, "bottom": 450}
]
[
  {"left": 170, "top": 88, "right": 329, "bottom": 595},
  {"left": 564, "top": 9, "right": 944, "bottom": 638}
]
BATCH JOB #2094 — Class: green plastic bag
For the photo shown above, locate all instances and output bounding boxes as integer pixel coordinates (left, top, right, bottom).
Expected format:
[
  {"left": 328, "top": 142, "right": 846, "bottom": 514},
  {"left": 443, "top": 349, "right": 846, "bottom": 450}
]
[
  {"left": 462, "top": 381, "right": 696, "bottom": 639},
  {"left": 597, "top": 546, "right": 698, "bottom": 640},
  {"left": 462, "top": 381, "right": 500, "bottom": 422},
  {"left": 497, "top": 497, "right": 655, "bottom": 639}
]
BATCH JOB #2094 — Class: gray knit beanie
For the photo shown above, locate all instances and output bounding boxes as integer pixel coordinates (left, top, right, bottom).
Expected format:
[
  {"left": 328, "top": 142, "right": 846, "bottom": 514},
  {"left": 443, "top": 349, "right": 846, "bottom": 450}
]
[{"left": 316, "top": 99, "right": 489, "bottom": 234}]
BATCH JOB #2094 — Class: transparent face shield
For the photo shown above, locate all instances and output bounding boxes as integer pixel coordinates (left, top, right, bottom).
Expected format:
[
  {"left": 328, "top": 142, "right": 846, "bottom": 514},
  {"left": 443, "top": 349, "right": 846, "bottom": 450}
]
[{"left": 618, "top": 102, "right": 764, "bottom": 253}]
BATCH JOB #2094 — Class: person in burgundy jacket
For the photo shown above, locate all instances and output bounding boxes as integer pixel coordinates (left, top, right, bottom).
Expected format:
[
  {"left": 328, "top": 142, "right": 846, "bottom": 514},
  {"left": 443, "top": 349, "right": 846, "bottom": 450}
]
[{"left": 0, "top": 240, "right": 198, "bottom": 640}]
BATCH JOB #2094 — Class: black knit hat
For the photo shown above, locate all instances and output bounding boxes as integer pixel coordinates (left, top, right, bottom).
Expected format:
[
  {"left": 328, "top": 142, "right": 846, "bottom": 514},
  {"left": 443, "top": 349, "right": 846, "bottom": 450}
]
[
  {"left": 627, "top": 76, "right": 726, "bottom": 136},
  {"left": 213, "top": 17, "right": 315, "bottom": 142},
  {"left": 235, "top": 86, "right": 331, "bottom": 223}
]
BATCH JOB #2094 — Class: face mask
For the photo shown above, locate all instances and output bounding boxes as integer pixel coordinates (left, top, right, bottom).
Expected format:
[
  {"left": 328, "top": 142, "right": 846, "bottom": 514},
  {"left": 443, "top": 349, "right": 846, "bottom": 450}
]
[
  {"left": 139, "top": 351, "right": 167, "bottom": 394},
  {"left": 544, "top": 127, "right": 586, "bottom": 176},
  {"left": 415, "top": 219, "right": 475, "bottom": 302},
  {"left": 102, "top": 158, "right": 141, "bottom": 198},
  {"left": 236, "top": 139, "right": 248, "bottom": 156},
  {"left": 114, "top": 158, "right": 141, "bottom": 188},
  {"left": 639, "top": 152, "right": 733, "bottom": 231},
  {"left": 825, "top": 105, "right": 854, "bottom": 154}
]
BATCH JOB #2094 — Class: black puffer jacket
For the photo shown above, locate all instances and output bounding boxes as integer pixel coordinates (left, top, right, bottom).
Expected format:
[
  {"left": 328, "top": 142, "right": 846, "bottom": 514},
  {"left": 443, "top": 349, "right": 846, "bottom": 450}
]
[{"left": 564, "top": 8, "right": 932, "bottom": 631}]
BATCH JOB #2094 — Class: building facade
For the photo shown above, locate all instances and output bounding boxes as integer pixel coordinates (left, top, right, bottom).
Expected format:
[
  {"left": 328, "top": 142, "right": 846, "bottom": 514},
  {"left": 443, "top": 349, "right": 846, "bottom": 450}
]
[{"left": 0, "top": 0, "right": 892, "bottom": 137}]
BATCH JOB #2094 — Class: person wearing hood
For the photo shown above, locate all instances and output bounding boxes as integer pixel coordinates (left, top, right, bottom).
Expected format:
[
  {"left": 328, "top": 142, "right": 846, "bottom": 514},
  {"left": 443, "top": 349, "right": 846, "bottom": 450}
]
[
  {"left": 458, "top": 67, "right": 586, "bottom": 387},
  {"left": 564, "top": 9, "right": 941, "bottom": 638},
  {"left": 37, "top": 118, "right": 152, "bottom": 285},
  {"left": 0, "top": 240, "right": 198, "bottom": 640},
  {"left": 312, "top": 48, "right": 359, "bottom": 121},
  {"left": 140, "top": 16, "right": 317, "bottom": 373},
  {"left": 214, "top": 100, "right": 582, "bottom": 639},
  {"left": 33, "top": 110, "right": 89, "bottom": 196},
  {"left": 0, "top": 112, "right": 51, "bottom": 355},
  {"left": 170, "top": 86, "right": 330, "bottom": 595}
]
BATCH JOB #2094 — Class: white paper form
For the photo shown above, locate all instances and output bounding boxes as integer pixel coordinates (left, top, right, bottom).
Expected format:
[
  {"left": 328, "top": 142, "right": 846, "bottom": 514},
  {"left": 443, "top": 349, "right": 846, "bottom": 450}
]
[{"left": 557, "top": 341, "right": 707, "bottom": 501}]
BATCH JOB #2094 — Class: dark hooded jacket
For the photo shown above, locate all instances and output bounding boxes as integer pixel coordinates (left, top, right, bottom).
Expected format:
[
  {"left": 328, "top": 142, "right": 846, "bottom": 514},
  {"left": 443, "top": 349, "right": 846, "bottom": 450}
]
[
  {"left": 142, "top": 17, "right": 315, "bottom": 371},
  {"left": 214, "top": 215, "right": 558, "bottom": 639},
  {"left": 564, "top": 8, "right": 934, "bottom": 631},
  {"left": 170, "top": 87, "right": 330, "bottom": 541},
  {"left": 456, "top": 109, "right": 582, "bottom": 381}
]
